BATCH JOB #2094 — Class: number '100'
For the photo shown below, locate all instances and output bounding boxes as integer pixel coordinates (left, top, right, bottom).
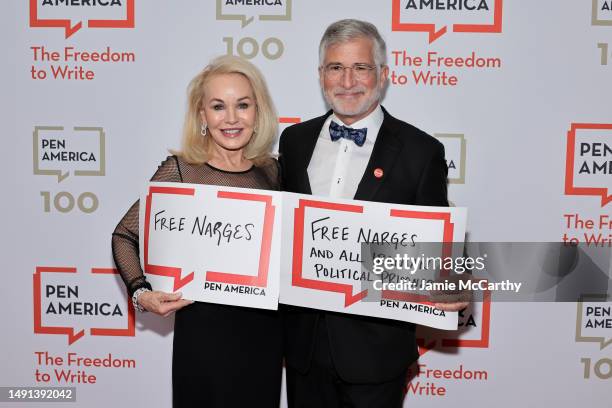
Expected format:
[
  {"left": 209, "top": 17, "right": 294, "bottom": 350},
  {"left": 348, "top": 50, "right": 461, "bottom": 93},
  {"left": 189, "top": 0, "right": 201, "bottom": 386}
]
[
  {"left": 40, "top": 191, "right": 99, "bottom": 213},
  {"left": 223, "top": 37, "right": 284, "bottom": 60}
]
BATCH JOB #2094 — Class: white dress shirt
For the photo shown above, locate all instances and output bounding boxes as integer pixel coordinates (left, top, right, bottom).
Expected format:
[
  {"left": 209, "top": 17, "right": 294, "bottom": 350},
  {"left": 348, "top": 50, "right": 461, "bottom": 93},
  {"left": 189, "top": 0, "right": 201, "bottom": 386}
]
[{"left": 308, "top": 105, "right": 384, "bottom": 199}]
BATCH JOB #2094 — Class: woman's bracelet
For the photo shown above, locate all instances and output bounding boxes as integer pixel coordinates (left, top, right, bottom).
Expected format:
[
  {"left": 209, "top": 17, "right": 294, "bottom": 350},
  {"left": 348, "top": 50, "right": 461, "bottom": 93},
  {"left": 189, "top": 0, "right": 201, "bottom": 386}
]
[{"left": 132, "top": 287, "right": 151, "bottom": 313}]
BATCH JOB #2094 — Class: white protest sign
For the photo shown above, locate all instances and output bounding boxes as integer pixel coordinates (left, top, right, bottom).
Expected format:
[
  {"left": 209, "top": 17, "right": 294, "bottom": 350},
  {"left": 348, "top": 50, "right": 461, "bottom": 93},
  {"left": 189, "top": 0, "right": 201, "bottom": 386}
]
[
  {"left": 139, "top": 182, "right": 282, "bottom": 310},
  {"left": 279, "top": 193, "right": 467, "bottom": 330}
]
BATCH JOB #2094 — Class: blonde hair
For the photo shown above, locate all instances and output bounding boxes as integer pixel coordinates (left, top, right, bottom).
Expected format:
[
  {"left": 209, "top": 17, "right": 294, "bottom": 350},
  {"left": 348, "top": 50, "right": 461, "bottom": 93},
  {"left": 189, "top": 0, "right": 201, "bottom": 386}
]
[{"left": 175, "top": 55, "right": 277, "bottom": 165}]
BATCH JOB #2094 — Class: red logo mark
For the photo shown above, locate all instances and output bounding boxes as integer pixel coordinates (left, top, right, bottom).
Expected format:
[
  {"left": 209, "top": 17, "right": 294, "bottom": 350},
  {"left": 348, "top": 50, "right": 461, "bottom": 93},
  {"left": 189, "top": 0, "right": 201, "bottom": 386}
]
[
  {"left": 292, "top": 199, "right": 367, "bottom": 307},
  {"left": 33, "top": 267, "right": 135, "bottom": 345},
  {"left": 143, "top": 186, "right": 196, "bottom": 291},
  {"left": 381, "top": 209, "right": 455, "bottom": 305},
  {"left": 279, "top": 117, "right": 301, "bottom": 124},
  {"left": 374, "top": 168, "right": 384, "bottom": 178},
  {"left": 143, "top": 186, "right": 276, "bottom": 289},
  {"left": 565, "top": 123, "right": 612, "bottom": 207},
  {"left": 29, "top": 0, "right": 135, "bottom": 39},
  {"left": 416, "top": 283, "right": 491, "bottom": 356},
  {"left": 292, "top": 200, "right": 457, "bottom": 308},
  {"left": 391, "top": 0, "right": 503, "bottom": 43},
  {"left": 206, "top": 191, "right": 275, "bottom": 287}
]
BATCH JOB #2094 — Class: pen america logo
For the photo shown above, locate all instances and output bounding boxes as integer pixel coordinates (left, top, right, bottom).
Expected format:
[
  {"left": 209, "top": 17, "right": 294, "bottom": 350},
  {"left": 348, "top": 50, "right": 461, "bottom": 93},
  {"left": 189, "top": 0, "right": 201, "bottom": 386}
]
[
  {"left": 564, "top": 123, "right": 612, "bottom": 207},
  {"left": 217, "top": 0, "right": 292, "bottom": 28},
  {"left": 416, "top": 285, "right": 491, "bottom": 357},
  {"left": 216, "top": 0, "right": 289, "bottom": 61},
  {"left": 593, "top": 0, "right": 612, "bottom": 26},
  {"left": 576, "top": 294, "right": 612, "bottom": 350},
  {"left": 389, "top": 1, "right": 503, "bottom": 87},
  {"left": 434, "top": 134, "right": 467, "bottom": 184},
  {"left": 33, "top": 126, "right": 105, "bottom": 182},
  {"left": 575, "top": 294, "right": 612, "bottom": 381},
  {"left": 33, "top": 267, "right": 135, "bottom": 345},
  {"left": 391, "top": 0, "right": 503, "bottom": 43},
  {"left": 29, "top": 0, "right": 135, "bottom": 38}
]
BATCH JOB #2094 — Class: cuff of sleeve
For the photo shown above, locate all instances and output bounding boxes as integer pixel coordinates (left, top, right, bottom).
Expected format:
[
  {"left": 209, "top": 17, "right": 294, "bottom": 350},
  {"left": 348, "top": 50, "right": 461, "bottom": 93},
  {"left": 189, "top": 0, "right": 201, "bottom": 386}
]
[{"left": 128, "top": 280, "right": 152, "bottom": 298}]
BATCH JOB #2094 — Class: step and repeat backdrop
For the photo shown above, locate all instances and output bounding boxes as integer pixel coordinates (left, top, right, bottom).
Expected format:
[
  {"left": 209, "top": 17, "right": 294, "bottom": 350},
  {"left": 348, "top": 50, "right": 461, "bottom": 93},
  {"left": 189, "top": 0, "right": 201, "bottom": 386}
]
[{"left": 2, "top": 0, "right": 611, "bottom": 406}]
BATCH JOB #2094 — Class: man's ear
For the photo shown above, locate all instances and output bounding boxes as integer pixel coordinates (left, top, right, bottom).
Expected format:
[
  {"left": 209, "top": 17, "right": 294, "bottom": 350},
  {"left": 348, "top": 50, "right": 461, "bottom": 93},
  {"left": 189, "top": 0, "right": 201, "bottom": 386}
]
[
  {"left": 318, "top": 66, "right": 325, "bottom": 89},
  {"left": 379, "top": 65, "right": 389, "bottom": 87}
]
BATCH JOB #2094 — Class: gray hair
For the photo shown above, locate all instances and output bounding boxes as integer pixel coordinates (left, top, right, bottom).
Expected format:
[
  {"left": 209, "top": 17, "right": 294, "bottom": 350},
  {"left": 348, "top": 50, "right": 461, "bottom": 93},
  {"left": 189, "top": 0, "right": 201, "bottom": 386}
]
[{"left": 319, "top": 19, "right": 387, "bottom": 68}]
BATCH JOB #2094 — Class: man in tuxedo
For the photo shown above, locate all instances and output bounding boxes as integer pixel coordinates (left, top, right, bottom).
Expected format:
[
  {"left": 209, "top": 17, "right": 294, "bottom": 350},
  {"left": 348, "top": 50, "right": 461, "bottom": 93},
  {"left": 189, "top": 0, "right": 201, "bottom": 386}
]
[{"left": 279, "top": 19, "right": 467, "bottom": 407}]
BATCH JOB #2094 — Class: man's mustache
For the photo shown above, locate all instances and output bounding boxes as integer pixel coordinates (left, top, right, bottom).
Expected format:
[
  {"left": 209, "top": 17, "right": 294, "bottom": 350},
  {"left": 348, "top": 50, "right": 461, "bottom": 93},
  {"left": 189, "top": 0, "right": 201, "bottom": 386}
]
[{"left": 331, "top": 86, "right": 367, "bottom": 96}]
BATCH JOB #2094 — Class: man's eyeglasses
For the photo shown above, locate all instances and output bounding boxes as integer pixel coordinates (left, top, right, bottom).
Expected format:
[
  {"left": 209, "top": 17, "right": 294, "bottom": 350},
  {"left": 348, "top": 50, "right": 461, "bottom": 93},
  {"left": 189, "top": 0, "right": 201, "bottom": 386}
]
[{"left": 323, "top": 63, "right": 377, "bottom": 80}]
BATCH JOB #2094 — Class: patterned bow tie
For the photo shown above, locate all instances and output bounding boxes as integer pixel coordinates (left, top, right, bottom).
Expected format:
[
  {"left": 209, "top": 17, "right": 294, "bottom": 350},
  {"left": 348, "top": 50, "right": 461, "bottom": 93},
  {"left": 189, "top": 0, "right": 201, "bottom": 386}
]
[{"left": 329, "top": 121, "right": 367, "bottom": 147}]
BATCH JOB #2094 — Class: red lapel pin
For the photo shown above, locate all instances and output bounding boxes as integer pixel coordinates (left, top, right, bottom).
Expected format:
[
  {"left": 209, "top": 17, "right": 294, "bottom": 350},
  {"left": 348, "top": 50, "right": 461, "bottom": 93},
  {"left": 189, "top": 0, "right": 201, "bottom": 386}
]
[{"left": 373, "top": 168, "right": 384, "bottom": 178}]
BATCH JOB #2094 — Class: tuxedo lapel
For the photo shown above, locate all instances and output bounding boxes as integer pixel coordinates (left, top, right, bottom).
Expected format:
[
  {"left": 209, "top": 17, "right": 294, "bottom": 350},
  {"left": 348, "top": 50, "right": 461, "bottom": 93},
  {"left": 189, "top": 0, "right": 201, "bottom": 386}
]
[
  {"left": 354, "top": 109, "right": 403, "bottom": 201},
  {"left": 294, "top": 111, "right": 333, "bottom": 195}
]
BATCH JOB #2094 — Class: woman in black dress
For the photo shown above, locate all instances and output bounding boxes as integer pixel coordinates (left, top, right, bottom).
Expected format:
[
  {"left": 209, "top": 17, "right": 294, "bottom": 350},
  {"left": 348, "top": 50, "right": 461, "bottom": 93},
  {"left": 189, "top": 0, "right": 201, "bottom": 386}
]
[{"left": 111, "top": 55, "right": 282, "bottom": 407}]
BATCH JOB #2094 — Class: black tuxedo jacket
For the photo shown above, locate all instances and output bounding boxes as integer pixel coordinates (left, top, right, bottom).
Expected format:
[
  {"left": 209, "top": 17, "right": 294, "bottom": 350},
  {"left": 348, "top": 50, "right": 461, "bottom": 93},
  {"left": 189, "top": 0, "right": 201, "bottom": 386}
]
[{"left": 279, "top": 106, "right": 449, "bottom": 384}]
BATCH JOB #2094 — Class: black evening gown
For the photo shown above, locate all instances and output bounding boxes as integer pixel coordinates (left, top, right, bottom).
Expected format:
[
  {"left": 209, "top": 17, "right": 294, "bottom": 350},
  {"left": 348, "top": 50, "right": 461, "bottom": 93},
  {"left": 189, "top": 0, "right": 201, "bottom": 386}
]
[{"left": 112, "top": 155, "right": 283, "bottom": 408}]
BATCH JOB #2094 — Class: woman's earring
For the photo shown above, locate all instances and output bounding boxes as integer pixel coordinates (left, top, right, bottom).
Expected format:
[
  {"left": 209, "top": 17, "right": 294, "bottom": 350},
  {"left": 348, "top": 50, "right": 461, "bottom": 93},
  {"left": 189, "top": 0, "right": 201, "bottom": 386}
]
[{"left": 200, "top": 123, "right": 207, "bottom": 137}]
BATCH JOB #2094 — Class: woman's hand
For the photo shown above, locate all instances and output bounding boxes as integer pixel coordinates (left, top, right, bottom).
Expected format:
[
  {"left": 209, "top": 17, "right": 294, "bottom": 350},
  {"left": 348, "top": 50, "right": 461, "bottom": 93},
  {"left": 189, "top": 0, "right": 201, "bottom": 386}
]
[{"left": 137, "top": 291, "right": 193, "bottom": 317}]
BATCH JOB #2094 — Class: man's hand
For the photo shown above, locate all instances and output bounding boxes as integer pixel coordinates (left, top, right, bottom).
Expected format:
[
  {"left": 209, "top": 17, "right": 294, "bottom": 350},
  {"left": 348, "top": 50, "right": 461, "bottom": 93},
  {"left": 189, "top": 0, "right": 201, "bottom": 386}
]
[
  {"left": 434, "top": 301, "right": 470, "bottom": 312},
  {"left": 429, "top": 274, "right": 472, "bottom": 312},
  {"left": 138, "top": 291, "right": 193, "bottom": 317}
]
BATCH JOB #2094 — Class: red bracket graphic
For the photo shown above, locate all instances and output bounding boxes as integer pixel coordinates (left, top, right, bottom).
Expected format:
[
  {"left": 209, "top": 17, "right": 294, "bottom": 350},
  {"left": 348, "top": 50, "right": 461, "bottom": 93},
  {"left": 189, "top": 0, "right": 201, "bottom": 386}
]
[
  {"left": 391, "top": 0, "right": 503, "bottom": 43},
  {"left": 292, "top": 199, "right": 367, "bottom": 307},
  {"left": 144, "top": 186, "right": 276, "bottom": 289},
  {"left": 90, "top": 268, "right": 135, "bottom": 338},
  {"left": 29, "top": 0, "right": 135, "bottom": 39},
  {"left": 417, "top": 283, "right": 491, "bottom": 356},
  {"left": 292, "top": 201, "right": 461, "bottom": 308},
  {"left": 382, "top": 209, "right": 454, "bottom": 304},
  {"left": 565, "top": 123, "right": 612, "bottom": 207},
  {"left": 33, "top": 267, "right": 83, "bottom": 345},
  {"left": 33, "top": 267, "right": 135, "bottom": 345},
  {"left": 144, "top": 186, "right": 196, "bottom": 291},
  {"left": 441, "top": 283, "right": 490, "bottom": 348},
  {"left": 279, "top": 117, "right": 301, "bottom": 124},
  {"left": 204, "top": 191, "right": 276, "bottom": 287}
]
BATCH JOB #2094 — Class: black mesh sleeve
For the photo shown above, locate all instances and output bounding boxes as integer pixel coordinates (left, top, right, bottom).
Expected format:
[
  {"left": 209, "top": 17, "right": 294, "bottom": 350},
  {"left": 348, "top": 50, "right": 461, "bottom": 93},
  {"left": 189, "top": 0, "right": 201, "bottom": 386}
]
[{"left": 111, "top": 156, "right": 182, "bottom": 296}]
